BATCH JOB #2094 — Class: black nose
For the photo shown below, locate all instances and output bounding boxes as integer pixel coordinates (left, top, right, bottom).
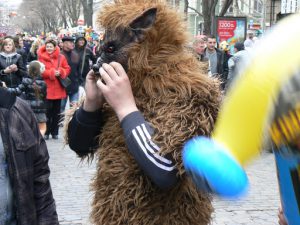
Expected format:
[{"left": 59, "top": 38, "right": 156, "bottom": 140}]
[
  {"left": 92, "top": 64, "right": 100, "bottom": 75},
  {"left": 92, "top": 58, "right": 104, "bottom": 75}
]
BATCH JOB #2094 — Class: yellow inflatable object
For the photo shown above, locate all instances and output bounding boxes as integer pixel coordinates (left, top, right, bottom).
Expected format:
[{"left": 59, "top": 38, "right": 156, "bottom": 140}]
[{"left": 213, "top": 14, "right": 300, "bottom": 165}]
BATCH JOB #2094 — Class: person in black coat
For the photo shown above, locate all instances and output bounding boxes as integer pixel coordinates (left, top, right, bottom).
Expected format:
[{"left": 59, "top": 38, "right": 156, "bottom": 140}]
[
  {"left": 75, "top": 36, "right": 96, "bottom": 85},
  {"left": 13, "top": 35, "right": 28, "bottom": 67},
  {"left": 0, "top": 38, "right": 27, "bottom": 88},
  {"left": 61, "top": 36, "right": 81, "bottom": 112},
  {"left": 7, "top": 61, "right": 47, "bottom": 135},
  {"left": 0, "top": 86, "right": 58, "bottom": 225}
]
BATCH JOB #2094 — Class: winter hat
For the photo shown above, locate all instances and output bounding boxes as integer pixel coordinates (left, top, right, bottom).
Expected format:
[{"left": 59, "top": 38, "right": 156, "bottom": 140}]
[
  {"left": 62, "top": 36, "right": 75, "bottom": 42},
  {"left": 234, "top": 42, "right": 244, "bottom": 52}
]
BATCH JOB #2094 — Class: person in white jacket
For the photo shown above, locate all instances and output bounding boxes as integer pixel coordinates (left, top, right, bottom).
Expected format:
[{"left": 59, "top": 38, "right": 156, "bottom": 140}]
[{"left": 226, "top": 42, "right": 251, "bottom": 91}]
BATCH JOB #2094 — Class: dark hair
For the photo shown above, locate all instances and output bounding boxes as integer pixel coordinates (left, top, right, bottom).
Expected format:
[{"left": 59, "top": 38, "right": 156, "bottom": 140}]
[
  {"left": 12, "top": 35, "right": 21, "bottom": 48},
  {"left": 206, "top": 35, "right": 216, "bottom": 40},
  {"left": 28, "top": 61, "right": 42, "bottom": 100},
  {"left": 234, "top": 42, "right": 245, "bottom": 52},
  {"left": 45, "top": 39, "right": 57, "bottom": 47}
]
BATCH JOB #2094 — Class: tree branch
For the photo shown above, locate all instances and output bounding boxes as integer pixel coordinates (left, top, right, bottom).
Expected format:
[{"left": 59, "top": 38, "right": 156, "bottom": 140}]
[
  {"left": 188, "top": 6, "right": 203, "bottom": 17},
  {"left": 219, "top": 0, "right": 233, "bottom": 16}
]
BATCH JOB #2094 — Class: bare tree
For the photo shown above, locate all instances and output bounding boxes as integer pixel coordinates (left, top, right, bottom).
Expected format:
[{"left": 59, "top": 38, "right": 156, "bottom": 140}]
[
  {"left": 12, "top": 11, "right": 43, "bottom": 34},
  {"left": 219, "top": 0, "right": 233, "bottom": 16},
  {"left": 19, "top": 0, "right": 82, "bottom": 33},
  {"left": 182, "top": 0, "right": 233, "bottom": 35},
  {"left": 51, "top": 0, "right": 69, "bottom": 28},
  {"left": 19, "top": 0, "right": 60, "bottom": 33},
  {"left": 62, "top": 0, "right": 81, "bottom": 27},
  {"left": 81, "top": 0, "right": 93, "bottom": 27}
]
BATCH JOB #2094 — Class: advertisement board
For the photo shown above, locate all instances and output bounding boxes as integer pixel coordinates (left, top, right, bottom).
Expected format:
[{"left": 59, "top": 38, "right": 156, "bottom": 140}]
[{"left": 216, "top": 17, "right": 247, "bottom": 54}]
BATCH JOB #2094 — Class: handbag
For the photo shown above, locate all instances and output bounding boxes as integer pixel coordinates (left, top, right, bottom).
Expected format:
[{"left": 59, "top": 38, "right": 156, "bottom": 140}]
[
  {"left": 56, "top": 54, "right": 72, "bottom": 88},
  {"left": 57, "top": 76, "right": 72, "bottom": 88}
]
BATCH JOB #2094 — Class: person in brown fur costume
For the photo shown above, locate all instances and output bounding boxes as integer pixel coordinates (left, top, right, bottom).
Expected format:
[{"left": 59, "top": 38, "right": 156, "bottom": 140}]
[{"left": 65, "top": 0, "right": 221, "bottom": 224}]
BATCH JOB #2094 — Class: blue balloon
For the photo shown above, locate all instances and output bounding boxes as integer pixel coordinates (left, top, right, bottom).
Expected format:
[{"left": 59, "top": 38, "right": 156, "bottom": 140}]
[{"left": 183, "top": 136, "right": 249, "bottom": 197}]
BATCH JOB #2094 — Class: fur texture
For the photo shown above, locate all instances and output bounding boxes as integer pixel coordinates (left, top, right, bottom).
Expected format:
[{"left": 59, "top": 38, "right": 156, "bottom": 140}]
[{"left": 66, "top": 0, "right": 221, "bottom": 224}]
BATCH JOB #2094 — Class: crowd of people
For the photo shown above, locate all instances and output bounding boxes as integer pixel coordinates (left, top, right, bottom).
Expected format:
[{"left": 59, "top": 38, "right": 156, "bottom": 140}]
[
  {"left": 0, "top": 30, "right": 258, "bottom": 139},
  {"left": 0, "top": 34, "right": 100, "bottom": 138},
  {"left": 0, "top": 32, "right": 101, "bottom": 224},
  {"left": 192, "top": 31, "right": 257, "bottom": 92}
]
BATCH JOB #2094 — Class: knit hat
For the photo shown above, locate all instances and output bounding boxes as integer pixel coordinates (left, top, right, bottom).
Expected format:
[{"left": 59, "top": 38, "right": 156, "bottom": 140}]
[{"left": 234, "top": 42, "right": 244, "bottom": 52}]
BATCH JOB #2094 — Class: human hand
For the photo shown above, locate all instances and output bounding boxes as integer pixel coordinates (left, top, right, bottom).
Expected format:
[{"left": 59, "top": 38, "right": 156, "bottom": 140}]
[
  {"left": 10, "top": 64, "right": 18, "bottom": 72},
  {"left": 4, "top": 66, "right": 13, "bottom": 74},
  {"left": 55, "top": 70, "right": 60, "bottom": 77},
  {"left": 97, "top": 62, "right": 138, "bottom": 121},
  {"left": 278, "top": 207, "right": 288, "bottom": 225},
  {"left": 83, "top": 70, "right": 105, "bottom": 112}
]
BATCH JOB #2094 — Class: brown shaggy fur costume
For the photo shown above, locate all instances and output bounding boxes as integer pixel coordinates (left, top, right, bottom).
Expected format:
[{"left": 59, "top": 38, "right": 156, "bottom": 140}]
[{"left": 65, "top": 0, "right": 221, "bottom": 224}]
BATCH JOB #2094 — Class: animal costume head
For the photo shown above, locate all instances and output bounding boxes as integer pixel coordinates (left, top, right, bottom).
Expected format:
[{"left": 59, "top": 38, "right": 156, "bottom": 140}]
[
  {"left": 96, "top": 0, "right": 215, "bottom": 92},
  {"left": 66, "top": 1, "right": 221, "bottom": 224}
]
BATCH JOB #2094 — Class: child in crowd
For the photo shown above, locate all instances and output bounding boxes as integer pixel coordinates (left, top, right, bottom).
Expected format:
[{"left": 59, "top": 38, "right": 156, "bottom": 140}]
[{"left": 6, "top": 61, "right": 47, "bottom": 135}]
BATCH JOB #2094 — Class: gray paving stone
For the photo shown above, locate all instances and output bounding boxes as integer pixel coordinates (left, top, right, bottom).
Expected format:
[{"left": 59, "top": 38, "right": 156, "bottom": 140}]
[{"left": 47, "top": 135, "right": 280, "bottom": 225}]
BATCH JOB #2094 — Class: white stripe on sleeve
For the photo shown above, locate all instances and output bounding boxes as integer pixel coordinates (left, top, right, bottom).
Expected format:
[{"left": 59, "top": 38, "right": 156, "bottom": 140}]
[
  {"left": 136, "top": 126, "right": 172, "bottom": 165},
  {"left": 141, "top": 123, "right": 160, "bottom": 151},
  {"left": 132, "top": 129, "right": 175, "bottom": 171}
]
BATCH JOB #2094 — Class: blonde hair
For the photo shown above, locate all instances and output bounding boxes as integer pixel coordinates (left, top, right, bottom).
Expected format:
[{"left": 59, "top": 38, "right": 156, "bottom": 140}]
[{"left": 30, "top": 39, "right": 43, "bottom": 55}]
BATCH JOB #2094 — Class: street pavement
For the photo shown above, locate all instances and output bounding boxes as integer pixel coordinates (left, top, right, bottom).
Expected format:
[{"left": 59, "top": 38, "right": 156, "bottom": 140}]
[{"left": 47, "top": 135, "right": 280, "bottom": 225}]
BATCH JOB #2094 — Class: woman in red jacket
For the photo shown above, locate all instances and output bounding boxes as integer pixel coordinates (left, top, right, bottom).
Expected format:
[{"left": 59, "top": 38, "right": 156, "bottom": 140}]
[{"left": 38, "top": 39, "right": 70, "bottom": 140}]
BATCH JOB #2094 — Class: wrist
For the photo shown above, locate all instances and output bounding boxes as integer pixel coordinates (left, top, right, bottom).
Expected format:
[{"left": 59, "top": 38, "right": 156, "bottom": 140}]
[
  {"left": 116, "top": 105, "right": 138, "bottom": 122},
  {"left": 83, "top": 99, "right": 102, "bottom": 112}
]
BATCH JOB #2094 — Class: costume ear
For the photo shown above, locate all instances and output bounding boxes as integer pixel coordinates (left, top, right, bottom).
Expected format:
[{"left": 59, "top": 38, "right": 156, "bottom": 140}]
[{"left": 129, "top": 8, "right": 157, "bottom": 30}]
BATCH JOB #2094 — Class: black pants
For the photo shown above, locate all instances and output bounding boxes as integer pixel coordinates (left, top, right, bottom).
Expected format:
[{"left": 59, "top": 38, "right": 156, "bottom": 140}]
[{"left": 45, "top": 99, "right": 61, "bottom": 136}]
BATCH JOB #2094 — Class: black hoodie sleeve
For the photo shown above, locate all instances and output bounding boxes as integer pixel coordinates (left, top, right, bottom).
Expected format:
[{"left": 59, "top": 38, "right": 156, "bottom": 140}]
[{"left": 68, "top": 107, "right": 104, "bottom": 157}]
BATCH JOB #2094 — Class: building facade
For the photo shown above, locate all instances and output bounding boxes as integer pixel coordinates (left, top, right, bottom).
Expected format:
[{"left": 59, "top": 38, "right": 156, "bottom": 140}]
[
  {"left": 265, "top": 0, "right": 300, "bottom": 27},
  {"left": 167, "top": 0, "right": 266, "bottom": 36}
]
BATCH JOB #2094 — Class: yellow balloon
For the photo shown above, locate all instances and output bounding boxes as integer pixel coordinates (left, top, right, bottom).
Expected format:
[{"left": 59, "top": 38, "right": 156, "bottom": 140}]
[{"left": 213, "top": 13, "right": 300, "bottom": 165}]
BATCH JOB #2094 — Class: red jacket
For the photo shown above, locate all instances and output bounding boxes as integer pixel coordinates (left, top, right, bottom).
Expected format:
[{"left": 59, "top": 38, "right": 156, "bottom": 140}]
[{"left": 38, "top": 46, "right": 71, "bottom": 100}]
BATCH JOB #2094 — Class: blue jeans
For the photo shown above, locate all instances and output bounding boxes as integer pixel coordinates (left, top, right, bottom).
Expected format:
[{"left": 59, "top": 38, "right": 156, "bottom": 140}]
[{"left": 60, "top": 91, "right": 79, "bottom": 113}]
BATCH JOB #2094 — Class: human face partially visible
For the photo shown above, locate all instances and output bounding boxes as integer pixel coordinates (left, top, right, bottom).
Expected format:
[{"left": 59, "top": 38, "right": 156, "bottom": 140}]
[
  {"left": 194, "top": 40, "right": 206, "bottom": 54},
  {"left": 19, "top": 38, "right": 24, "bottom": 48},
  {"left": 46, "top": 43, "right": 55, "bottom": 54},
  {"left": 207, "top": 38, "right": 217, "bottom": 51},
  {"left": 78, "top": 39, "right": 85, "bottom": 47},
  {"left": 3, "top": 40, "right": 14, "bottom": 53},
  {"left": 63, "top": 41, "right": 74, "bottom": 52}
]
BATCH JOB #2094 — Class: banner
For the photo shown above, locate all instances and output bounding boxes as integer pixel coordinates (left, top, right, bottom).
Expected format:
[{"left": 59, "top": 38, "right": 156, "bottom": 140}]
[{"left": 216, "top": 17, "right": 247, "bottom": 54}]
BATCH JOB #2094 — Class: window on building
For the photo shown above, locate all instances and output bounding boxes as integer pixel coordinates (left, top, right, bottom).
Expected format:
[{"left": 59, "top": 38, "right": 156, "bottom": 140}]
[
  {"left": 254, "top": 0, "right": 258, "bottom": 11},
  {"left": 240, "top": 0, "right": 244, "bottom": 12},
  {"left": 258, "top": 1, "right": 263, "bottom": 13}
]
